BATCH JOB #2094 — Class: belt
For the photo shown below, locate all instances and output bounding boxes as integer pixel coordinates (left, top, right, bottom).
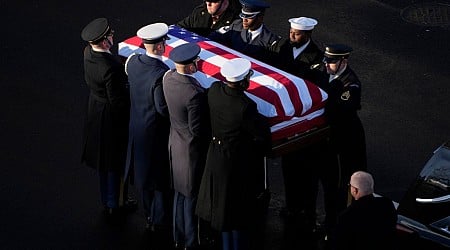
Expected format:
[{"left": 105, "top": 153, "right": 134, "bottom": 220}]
[
  {"left": 212, "top": 136, "right": 223, "bottom": 145},
  {"left": 90, "top": 93, "right": 108, "bottom": 103},
  {"left": 212, "top": 136, "right": 237, "bottom": 146}
]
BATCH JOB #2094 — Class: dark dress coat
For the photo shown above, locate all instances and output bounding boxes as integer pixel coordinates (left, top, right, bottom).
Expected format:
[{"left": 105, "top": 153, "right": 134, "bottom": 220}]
[
  {"left": 334, "top": 194, "right": 398, "bottom": 250},
  {"left": 196, "top": 81, "right": 271, "bottom": 231},
  {"left": 124, "top": 54, "right": 171, "bottom": 191},
  {"left": 272, "top": 38, "right": 325, "bottom": 85},
  {"left": 322, "top": 66, "right": 367, "bottom": 179},
  {"left": 162, "top": 69, "right": 210, "bottom": 198},
  {"left": 177, "top": 2, "right": 240, "bottom": 37},
  {"left": 81, "top": 46, "right": 130, "bottom": 173},
  {"left": 210, "top": 19, "right": 281, "bottom": 63}
]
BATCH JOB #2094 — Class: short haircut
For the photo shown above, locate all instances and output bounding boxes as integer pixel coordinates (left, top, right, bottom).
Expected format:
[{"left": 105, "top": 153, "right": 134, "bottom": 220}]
[{"left": 350, "top": 171, "right": 374, "bottom": 194}]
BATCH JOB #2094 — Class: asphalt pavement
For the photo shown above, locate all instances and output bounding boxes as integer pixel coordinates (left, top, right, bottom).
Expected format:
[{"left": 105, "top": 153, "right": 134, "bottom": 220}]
[{"left": 2, "top": 0, "right": 450, "bottom": 249}]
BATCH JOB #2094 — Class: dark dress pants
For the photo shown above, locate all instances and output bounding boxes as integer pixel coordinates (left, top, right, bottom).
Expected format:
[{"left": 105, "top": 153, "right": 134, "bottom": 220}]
[
  {"left": 282, "top": 149, "right": 317, "bottom": 221},
  {"left": 222, "top": 231, "right": 249, "bottom": 250},
  {"left": 99, "top": 170, "right": 120, "bottom": 208},
  {"left": 143, "top": 189, "right": 170, "bottom": 226},
  {"left": 173, "top": 191, "right": 198, "bottom": 248}
]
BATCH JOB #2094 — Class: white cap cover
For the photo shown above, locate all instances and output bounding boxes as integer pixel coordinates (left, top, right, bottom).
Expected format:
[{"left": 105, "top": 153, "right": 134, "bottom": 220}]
[
  {"left": 220, "top": 58, "right": 252, "bottom": 82},
  {"left": 288, "top": 17, "right": 318, "bottom": 31},
  {"left": 137, "top": 23, "right": 169, "bottom": 43}
]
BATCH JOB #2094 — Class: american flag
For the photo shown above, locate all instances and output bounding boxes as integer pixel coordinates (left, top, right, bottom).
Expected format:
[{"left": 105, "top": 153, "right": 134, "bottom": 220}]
[{"left": 119, "top": 25, "right": 327, "bottom": 141}]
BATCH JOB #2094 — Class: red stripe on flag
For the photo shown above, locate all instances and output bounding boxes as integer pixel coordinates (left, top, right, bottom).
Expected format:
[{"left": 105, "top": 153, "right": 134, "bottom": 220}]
[
  {"left": 124, "top": 37, "right": 144, "bottom": 48},
  {"left": 252, "top": 64, "right": 303, "bottom": 116},
  {"left": 198, "top": 42, "right": 237, "bottom": 60},
  {"left": 303, "top": 79, "right": 326, "bottom": 116},
  {"left": 198, "top": 41, "right": 303, "bottom": 117}
]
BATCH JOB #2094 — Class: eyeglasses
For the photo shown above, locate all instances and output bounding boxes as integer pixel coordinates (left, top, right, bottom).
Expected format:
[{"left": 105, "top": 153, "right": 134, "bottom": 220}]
[
  {"left": 348, "top": 183, "right": 358, "bottom": 189},
  {"left": 192, "top": 56, "right": 201, "bottom": 66}
]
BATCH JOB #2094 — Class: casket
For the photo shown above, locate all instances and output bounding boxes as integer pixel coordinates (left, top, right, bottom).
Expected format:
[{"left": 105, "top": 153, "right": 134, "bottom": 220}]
[{"left": 118, "top": 25, "right": 329, "bottom": 155}]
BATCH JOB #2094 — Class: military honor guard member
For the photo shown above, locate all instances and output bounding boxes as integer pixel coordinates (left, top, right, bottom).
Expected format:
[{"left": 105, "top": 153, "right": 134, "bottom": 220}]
[
  {"left": 163, "top": 43, "right": 210, "bottom": 249},
  {"left": 196, "top": 58, "right": 271, "bottom": 250},
  {"left": 322, "top": 44, "right": 367, "bottom": 213},
  {"left": 80, "top": 18, "right": 133, "bottom": 217},
  {"left": 210, "top": 0, "right": 281, "bottom": 63},
  {"left": 124, "top": 23, "right": 172, "bottom": 231},
  {"left": 273, "top": 17, "right": 325, "bottom": 84},
  {"left": 276, "top": 17, "right": 339, "bottom": 236},
  {"left": 177, "top": 0, "right": 240, "bottom": 37}
]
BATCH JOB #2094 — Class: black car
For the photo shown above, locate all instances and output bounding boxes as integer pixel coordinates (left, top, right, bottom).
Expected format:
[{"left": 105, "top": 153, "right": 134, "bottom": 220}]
[{"left": 396, "top": 141, "right": 450, "bottom": 249}]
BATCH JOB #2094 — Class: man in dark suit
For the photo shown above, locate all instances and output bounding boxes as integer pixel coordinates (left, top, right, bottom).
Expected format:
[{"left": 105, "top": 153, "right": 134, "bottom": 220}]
[
  {"left": 333, "top": 171, "right": 397, "bottom": 250},
  {"left": 196, "top": 58, "right": 271, "bottom": 250},
  {"left": 210, "top": 0, "right": 280, "bottom": 63},
  {"left": 322, "top": 44, "right": 367, "bottom": 213},
  {"left": 177, "top": 0, "right": 240, "bottom": 37},
  {"left": 124, "top": 23, "right": 172, "bottom": 232},
  {"left": 163, "top": 43, "right": 210, "bottom": 250},
  {"left": 80, "top": 18, "right": 131, "bottom": 217}
]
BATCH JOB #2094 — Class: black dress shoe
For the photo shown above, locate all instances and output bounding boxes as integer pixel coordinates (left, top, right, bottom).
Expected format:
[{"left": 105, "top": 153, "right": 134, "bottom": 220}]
[
  {"left": 103, "top": 207, "right": 120, "bottom": 216},
  {"left": 173, "top": 242, "right": 183, "bottom": 249},
  {"left": 102, "top": 207, "right": 127, "bottom": 224},
  {"left": 121, "top": 198, "right": 138, "bottom": 213},
  {"left": 145, "top": 217, "right": 153, "bottom": 230}
]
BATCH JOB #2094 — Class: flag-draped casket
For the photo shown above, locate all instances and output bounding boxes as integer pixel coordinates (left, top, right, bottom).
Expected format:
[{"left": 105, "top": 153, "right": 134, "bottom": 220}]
[{"left": 118, "top": 25, "right": 328, "bottom": 143}]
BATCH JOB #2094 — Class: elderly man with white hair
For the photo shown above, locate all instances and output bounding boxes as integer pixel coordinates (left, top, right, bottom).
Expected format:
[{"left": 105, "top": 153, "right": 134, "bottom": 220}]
[{"left": 333, "top": 171, "right": 398, "bottom": 250}]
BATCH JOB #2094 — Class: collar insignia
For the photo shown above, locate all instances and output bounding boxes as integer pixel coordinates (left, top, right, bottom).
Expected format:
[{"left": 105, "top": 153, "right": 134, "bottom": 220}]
[{"left": 341, "top": 90, "right": 350, "bottom": 101}]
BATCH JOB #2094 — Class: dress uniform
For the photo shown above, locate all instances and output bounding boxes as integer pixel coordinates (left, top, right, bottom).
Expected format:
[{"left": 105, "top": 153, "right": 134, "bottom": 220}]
[
  {"left": 322, "top": 44, "right": 367, "bottom": 213},
  {"left": 272, "top": 17, "right": 325, "bottom": 84},
  {"left": 210, "top": 0, "right": 280, "bottom": 63},
  {"left": 163, "top": 43, "right": 210, "bottom": 249},
  {"left": 277, "top": 17, "right": 338, "bottom": 235},
  {"left": 80, "top": 18, "right": 130, "bottom": 214},
  {"left": 124, "top": 23, "right": 172, "bottom": 230},
  {"left": 177, "top": 0, "right": 240, "bottom": 37},
  {"left": 196, "top": 58, "right": 271, "bottom": 250}
]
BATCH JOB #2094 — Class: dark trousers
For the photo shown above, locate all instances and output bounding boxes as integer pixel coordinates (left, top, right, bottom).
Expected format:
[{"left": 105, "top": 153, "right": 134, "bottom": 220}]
[
  {"left": 282, "top": 150, "right": 316, "bottom": 216},
  {"left": 222, "top": 231, "right": 249, "bottom": 250},
  {"left": 99, "top": 170, "right": 120, "bottom": 208},
  {"left": 311, "top": 146, "right": 339, "bottom": 233},
  {"left": 173, "top": 191, "right": 198, "bottom": 248},
  {"left": 335, "top": 150, "right": 367, "bottom": 215},
  {"left": 143, "top": 189, "right": 171, "bottom": 226},
  {"left": 281, "top": 141, "right": 339, "bottom": 232}
]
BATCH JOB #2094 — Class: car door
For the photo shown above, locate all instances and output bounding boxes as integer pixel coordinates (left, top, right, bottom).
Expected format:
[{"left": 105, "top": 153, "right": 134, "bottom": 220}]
[{"left": 397, "top": 141, "right": 450, "bottom": 248}]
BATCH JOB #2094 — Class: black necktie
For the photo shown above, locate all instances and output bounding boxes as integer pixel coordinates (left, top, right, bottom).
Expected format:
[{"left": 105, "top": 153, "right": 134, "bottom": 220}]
[{"left": 247, "top": 31, "right": 252, "bottom": 42}]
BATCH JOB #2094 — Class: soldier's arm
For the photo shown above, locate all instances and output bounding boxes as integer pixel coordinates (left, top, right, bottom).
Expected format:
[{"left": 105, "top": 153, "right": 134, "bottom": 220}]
[{"left": 153, "top": 76, "right": 169, "bottom": 117}]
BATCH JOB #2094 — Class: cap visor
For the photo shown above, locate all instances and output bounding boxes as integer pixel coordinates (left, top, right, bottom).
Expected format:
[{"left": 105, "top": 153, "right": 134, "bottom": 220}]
[{"left": 239, "top": 12, "right": 258, "bottom": 19}]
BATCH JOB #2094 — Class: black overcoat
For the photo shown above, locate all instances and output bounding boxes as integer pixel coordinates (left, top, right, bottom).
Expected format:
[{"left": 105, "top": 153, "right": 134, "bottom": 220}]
[
  {"left": 162, "top": 70, "right": 210, "bottom": 197},
  {"left": 81, "top": 46, "right": 130, "bottom": 173},
  {"left": 124, "top": 54, "right": 170, "bottom": 191},
  {"left": 177, "top": 2, "right": 240, "bottom": 37},
  {"left": 196, "top": 82, "right": 271, "bottom": 231},
  {"left": 334, "top": 194, "right": 398, "bottom": 250}
]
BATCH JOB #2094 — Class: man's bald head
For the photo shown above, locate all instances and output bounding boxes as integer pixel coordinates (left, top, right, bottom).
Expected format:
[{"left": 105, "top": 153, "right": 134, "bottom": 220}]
[{"left": 350, "top": 171, "right": 374, "bottom": 199}]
